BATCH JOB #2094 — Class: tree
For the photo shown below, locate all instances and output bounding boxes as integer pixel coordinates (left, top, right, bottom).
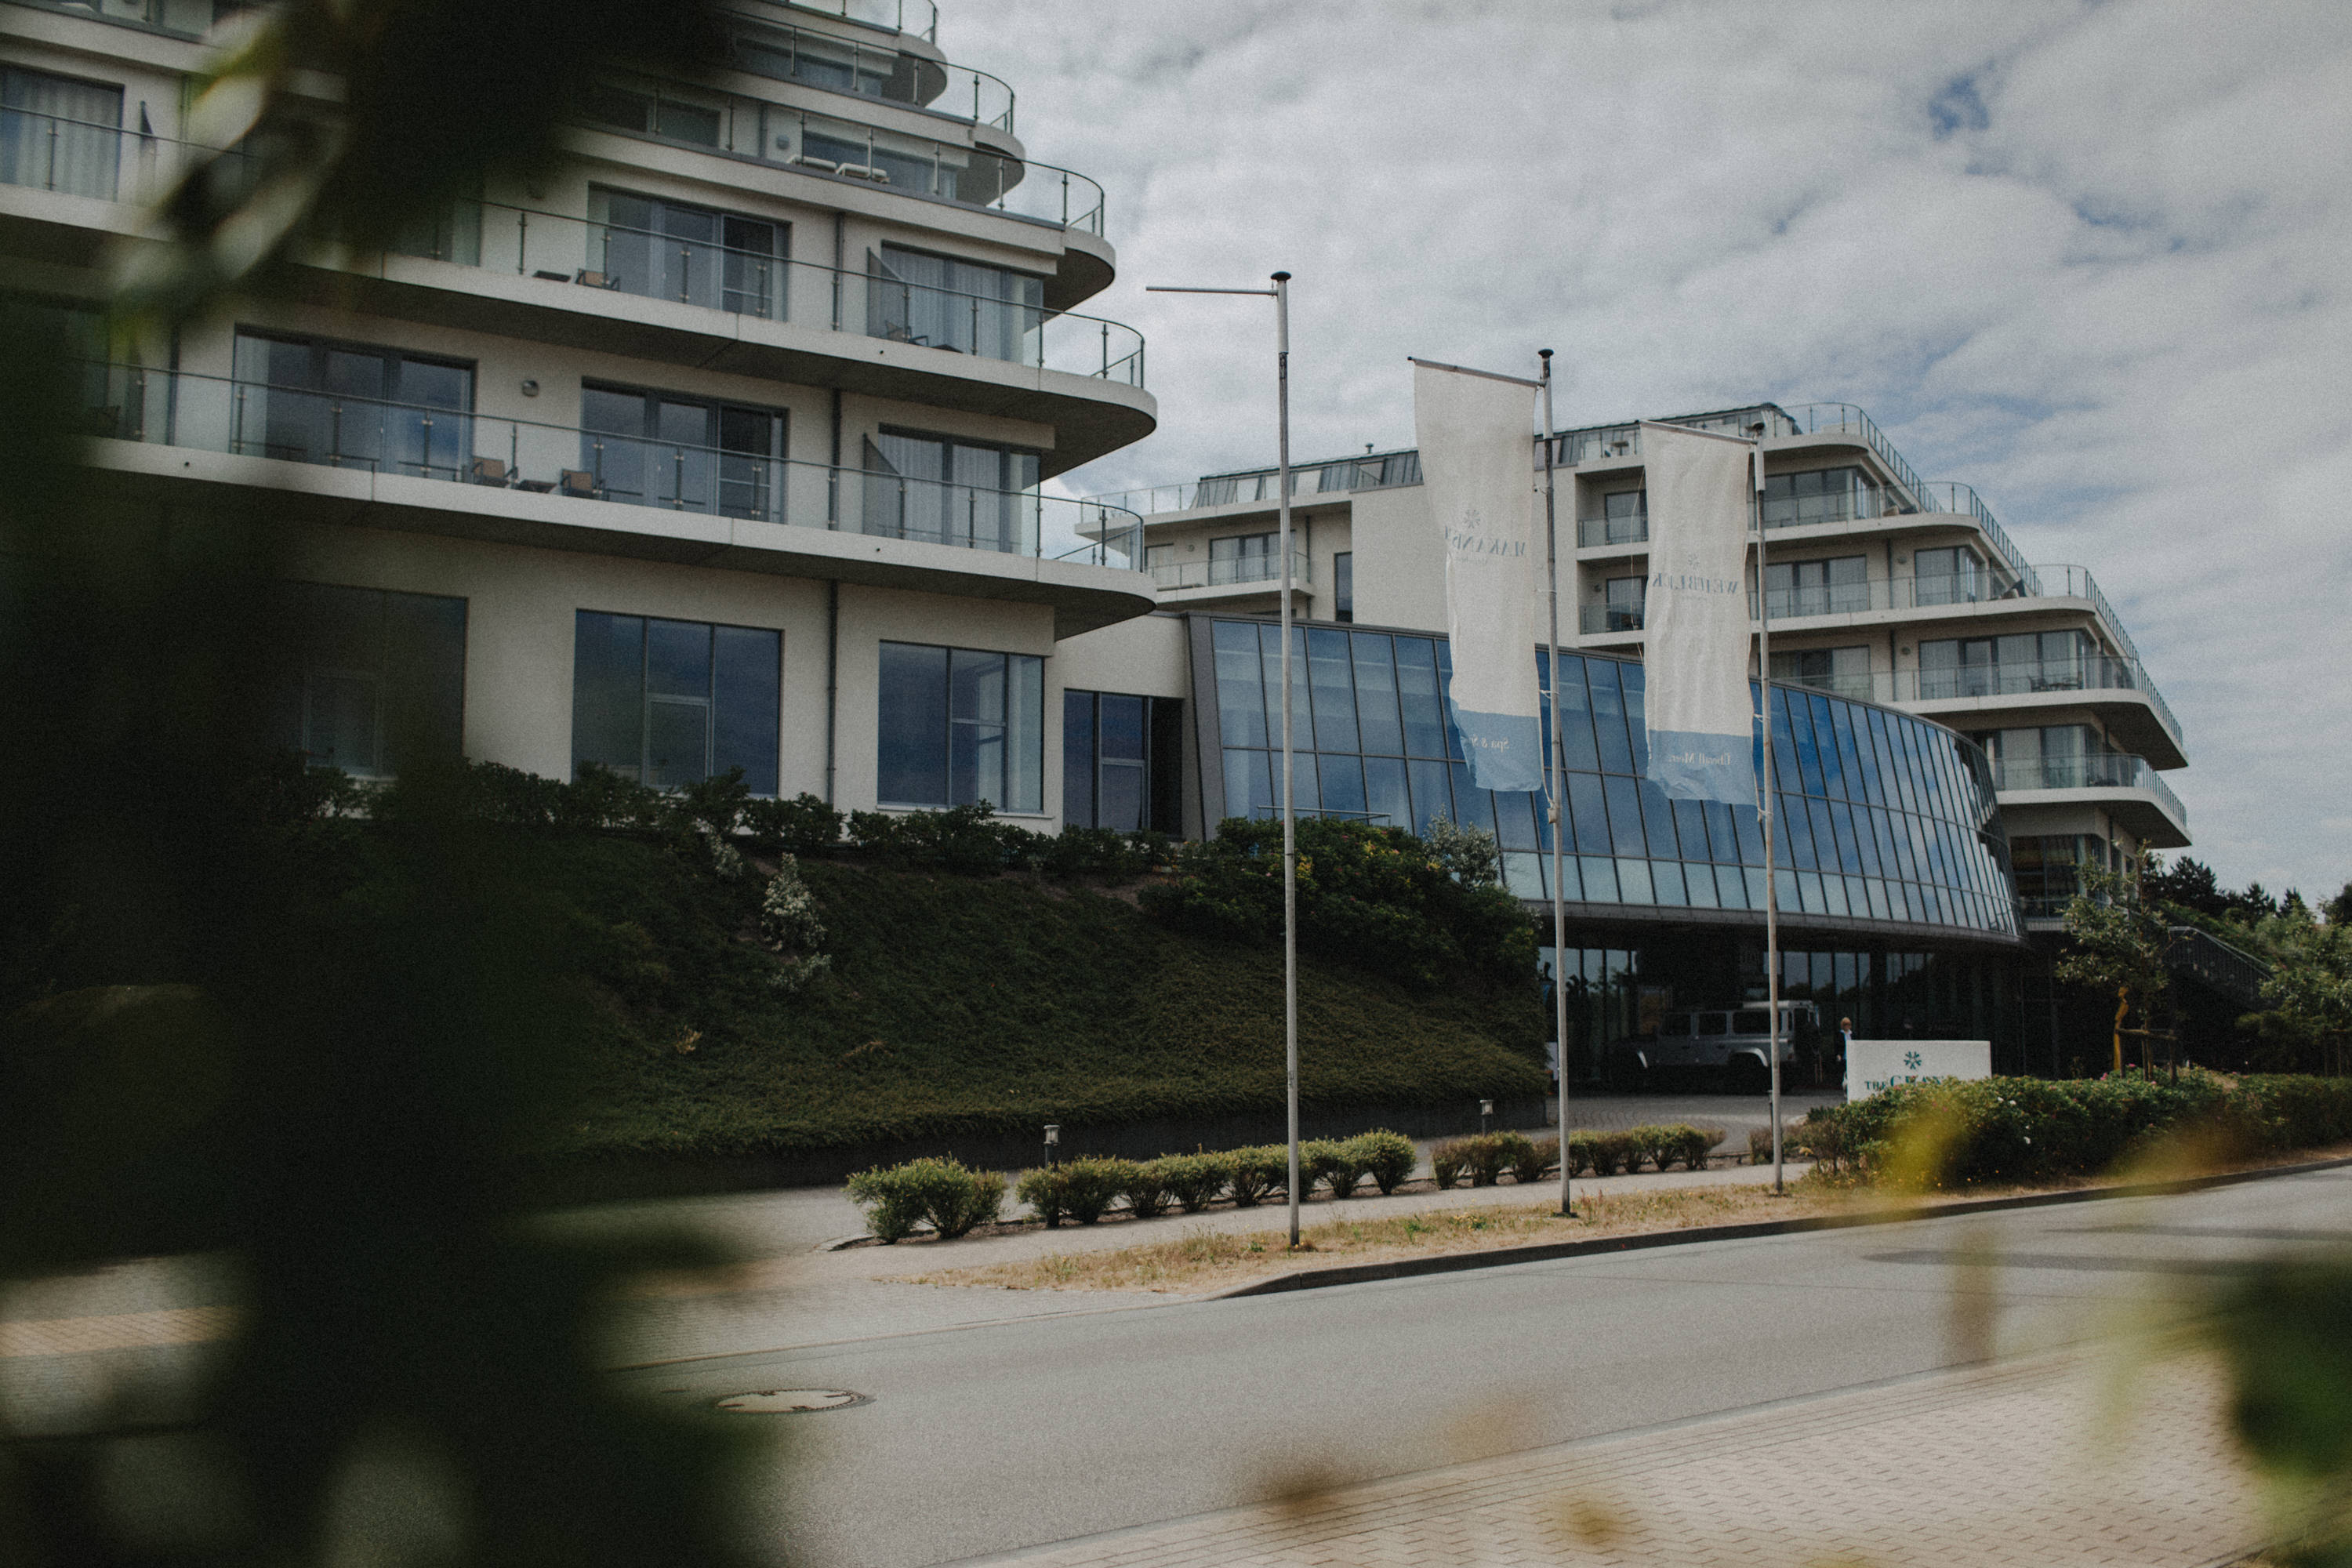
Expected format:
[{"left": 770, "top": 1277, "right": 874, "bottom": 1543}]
[
  {"left": 2143, "top": 854, "right": 2228, "bottom": 919},
  {"left": 2249, "top": 902, "right": 2352, "bottom": 1075},
  {"left": 2056, "top": 851, "right": 2174, "bottom": 1074},
  {"left": 2325, "top": 883, "right": 2352, "bottom": 928}
]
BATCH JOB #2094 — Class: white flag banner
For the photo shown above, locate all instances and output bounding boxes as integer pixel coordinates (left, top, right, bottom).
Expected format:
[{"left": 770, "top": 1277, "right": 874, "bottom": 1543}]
[
  {"left": 1414, "top": 361, "right": 1544, "bottom": 795},
  {"left": 1641, "top": 421, "right": 1759, "bottom": 803}
]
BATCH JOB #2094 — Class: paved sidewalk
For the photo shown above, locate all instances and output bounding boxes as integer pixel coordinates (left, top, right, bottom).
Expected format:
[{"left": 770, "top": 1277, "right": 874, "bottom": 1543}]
[{"left": 950, "top": 1349, "right": 2261, "bottom": 1568}]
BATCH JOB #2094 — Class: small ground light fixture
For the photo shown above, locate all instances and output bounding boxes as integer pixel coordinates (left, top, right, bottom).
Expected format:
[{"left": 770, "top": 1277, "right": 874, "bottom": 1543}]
[
  {"left": 1043, "top": 1123, "right": 1059, "bottom": 1167},
  {"left": 1480, "top": 1098, "right": 1494, "bottom": 1134}
]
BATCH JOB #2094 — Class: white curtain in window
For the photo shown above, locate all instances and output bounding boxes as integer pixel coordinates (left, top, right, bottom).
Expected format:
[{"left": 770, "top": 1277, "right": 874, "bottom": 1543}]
[{"left": 1, "top": 68, "right": 122, "bottom": 200}]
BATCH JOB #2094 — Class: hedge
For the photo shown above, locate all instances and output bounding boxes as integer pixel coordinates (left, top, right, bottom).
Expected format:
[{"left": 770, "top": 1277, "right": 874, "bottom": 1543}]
[{"left": 1795, "top": 1072, "right": 2352, "bottom": 1188}]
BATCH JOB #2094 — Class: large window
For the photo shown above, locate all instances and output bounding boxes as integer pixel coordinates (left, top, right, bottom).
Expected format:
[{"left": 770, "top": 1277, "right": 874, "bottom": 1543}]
[
  {"left": 581, "top": 80, "right": 721, "bottom": 147},
  {"left": 866, "top": 243, "right": 1043, "bottom": 364},
  {"left": 878, "top": 642, "right": 1043, "bottom": 811},
  {"left": 1918, "top": 630, "right": 2105, "bottom": 699},
  {"left": 230, "top": 331, "right": 474, "bottom": 479},
  {"left": 579, "top": 384, "right": 785, "bottom": 521},
  {"left": 1914, "top": 545, "right": 1985, "bottom": 607},
  {"left": 1211, "top": 532, "right": 1279, "bottom": 586},
  {"left": 2, "top": 67, "right": 122, "bottom": 201},
  {"left": 1771, "top": 645, "right": 1871, "bottom": 700},
  {"left": 275, "top": 583, "right": 466, "bottom": 777},
  {"left": 1064, "top": 690, "right": 1181, "bottom": 833},
  {"left": 862, "top": 430, "right": 1039, "bottom": 553},
  {"left": 1760, "top": 466, "right": 1878, "bottom": 528},
  {"left": 1333, "top": 551, "right": 1354, "bottom": 623},
  {"left": 572, "top": 612, "right": 780, "bottom": 793},
  {"left": 2010, "top": 833, "right": 2107, "bottom": 917},
  {"left": 590, "top": 187, "right": 785, "bottom": 318},
  {"left": 1765, "top": 554, "right": 1867, "bottom": 618}
]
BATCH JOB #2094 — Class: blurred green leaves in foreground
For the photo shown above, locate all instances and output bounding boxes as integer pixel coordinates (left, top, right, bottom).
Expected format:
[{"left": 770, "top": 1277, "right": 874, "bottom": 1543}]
[{"left": 2, "top": 2, "right": 768, "bottom": 1563}]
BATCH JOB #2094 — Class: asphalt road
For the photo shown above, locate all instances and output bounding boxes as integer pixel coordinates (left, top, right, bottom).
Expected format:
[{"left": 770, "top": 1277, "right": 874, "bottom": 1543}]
[{"left": 615, "top": 1163, "right": 2352, "bottom": 1568}]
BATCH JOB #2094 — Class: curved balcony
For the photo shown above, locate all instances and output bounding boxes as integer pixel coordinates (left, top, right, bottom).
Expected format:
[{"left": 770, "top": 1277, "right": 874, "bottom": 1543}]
[
  {"left": 583, "top": 71, "right": 1105, "bottom": 238},
  {"left": 389, "top": 198, "right": 1142, "bottom": 385},
  {"left": 1771, "top": 658, "right": 2181, "bottom": 765},
  {"left": 1149, "top": 550, "right": 1312, "bottom": 604},
  {"left": 1988, "top": 753, "right": 2187, "bottom": 848},
  {"left": 716, "top": 8, "right": 1011, "bottom": 130},
  {"left": 67, "top": 364, "right": 1155, "bottom": 633}
]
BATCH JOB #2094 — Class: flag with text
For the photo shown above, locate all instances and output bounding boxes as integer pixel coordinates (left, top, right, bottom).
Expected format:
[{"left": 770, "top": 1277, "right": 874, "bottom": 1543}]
[{"left": 1640, "top": 421, "right": 1759, "bottom": 804}]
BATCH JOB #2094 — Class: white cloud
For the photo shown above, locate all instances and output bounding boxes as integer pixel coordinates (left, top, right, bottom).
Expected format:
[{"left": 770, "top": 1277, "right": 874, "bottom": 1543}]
[{"left": 964, "top": 0, "right": 2352, "bottom": 894}]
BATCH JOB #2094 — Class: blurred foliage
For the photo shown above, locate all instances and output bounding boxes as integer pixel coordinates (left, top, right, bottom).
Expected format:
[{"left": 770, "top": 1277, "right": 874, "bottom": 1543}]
[
  {"left": 120, "top": 0, "right": 724, "bottom": 320},
  {"left": 2205, "top": 1257, "right": 2352, "bottom": 1567}
]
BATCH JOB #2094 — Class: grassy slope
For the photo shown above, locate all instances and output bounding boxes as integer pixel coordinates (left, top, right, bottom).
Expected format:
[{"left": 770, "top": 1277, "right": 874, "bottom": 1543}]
[{"left": 556, "top": 847, "right": 1547, "bottom": 1157}]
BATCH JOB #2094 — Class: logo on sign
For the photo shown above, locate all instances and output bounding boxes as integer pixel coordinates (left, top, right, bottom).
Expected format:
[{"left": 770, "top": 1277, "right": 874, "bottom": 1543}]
[{"left": 1904, "top": 1051, "right": 1922, "bottom": 1069}]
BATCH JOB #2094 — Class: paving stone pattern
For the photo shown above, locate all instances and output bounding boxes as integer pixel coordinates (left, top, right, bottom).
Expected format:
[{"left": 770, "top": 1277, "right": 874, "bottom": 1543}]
[{"left": 955, "top": 1352, "right": 2260, "bottom": 1568}]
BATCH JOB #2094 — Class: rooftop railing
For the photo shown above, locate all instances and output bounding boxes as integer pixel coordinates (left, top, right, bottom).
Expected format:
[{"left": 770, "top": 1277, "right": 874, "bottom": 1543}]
[
  {"left": 1149, "top": 551, "right": 1312, "bottom": 592},
  {"left": 396, "top": 197, "right": 1143, "bottom": 384},
  {"left": 781, "top": 0, "right": 938, "bottom": 42},
  {"left": 70, "top": 363, "right": 1145, "bottom": 568},
  {"left": 1091, "top": 450, "right": 1422, "bottom": 516},
  {"left": 716, "top": 8, "right": 1009, "bottom": 129},
  {"left": 586, "top": 71, "right": 1105, "bottom": 233},
  {"left": 12, "top": 0, "right": 241, "bottom": 40}
]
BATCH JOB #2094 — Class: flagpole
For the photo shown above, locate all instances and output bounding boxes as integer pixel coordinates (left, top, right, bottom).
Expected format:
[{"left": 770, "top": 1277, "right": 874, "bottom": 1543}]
[
  {"left": 1146, "top": 271, "right": 1301, "bottom": 1249},
  {"left": 1751, "top": 421, "right": 1784, "bottom": 1195},
  {"left": 1538, "top": 350, "right": 1573, "bottom": 1218}
]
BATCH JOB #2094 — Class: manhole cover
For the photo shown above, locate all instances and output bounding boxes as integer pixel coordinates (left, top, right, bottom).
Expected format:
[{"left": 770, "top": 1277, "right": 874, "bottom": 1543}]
[{"left": 712, "top": 1388, "right": 868, "bottom": 1414}]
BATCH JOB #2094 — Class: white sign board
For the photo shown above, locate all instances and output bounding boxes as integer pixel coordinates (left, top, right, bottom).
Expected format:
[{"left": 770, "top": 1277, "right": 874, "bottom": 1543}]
[{"left": 1845, "top": 1040, "right": 1991, "bottom": 1101}]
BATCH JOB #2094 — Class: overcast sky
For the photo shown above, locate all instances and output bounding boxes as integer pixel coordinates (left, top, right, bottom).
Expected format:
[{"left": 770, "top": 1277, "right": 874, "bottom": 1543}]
[{"left": 949, "top": 0, "right": 2351, "bottom": 899}]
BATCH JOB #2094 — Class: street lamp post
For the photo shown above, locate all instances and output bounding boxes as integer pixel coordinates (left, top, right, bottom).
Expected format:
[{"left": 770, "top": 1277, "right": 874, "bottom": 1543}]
[{"left": 1145, "top": 271, "right": 1302, "bottom": 1249}]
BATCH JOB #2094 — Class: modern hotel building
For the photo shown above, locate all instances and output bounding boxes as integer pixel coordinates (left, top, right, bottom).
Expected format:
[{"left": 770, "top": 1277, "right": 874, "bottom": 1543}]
[
  {"left": 3, "top": 0, "right": 2169, "bottom": 1073},
  {"left": 1083, "top": 405, "right": 2188, "bottom": 1069}
]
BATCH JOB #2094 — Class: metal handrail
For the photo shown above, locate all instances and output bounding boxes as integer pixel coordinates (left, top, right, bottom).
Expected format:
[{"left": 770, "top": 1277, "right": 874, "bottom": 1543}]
[
  {"left": 783, "top": 0, "right": 939, "bottom": 42},
  {"left": 1149, "top": 552, "right": 1312, "bottom": 591},
  {"left": 1988, "top": 755, "right": 2187, "bottom": 823},
  {"left": 714, "top": 6, "right": 1012, "bottom": 130},
  {"left": 71, "top": 362, "right": 1146, "bottom": 568}
]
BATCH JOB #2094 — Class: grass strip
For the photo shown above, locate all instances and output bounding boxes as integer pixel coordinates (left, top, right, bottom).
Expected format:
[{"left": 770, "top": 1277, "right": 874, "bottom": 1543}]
[{"left": 892, "top": 1181, "right": 1854, "bottom": 1295}]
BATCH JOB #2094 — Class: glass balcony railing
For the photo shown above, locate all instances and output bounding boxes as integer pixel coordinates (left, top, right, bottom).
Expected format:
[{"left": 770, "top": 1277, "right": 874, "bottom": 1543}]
[
  {"left": 584, "top": 71, "right": 1105, "bottom": 233},
  {"left": 13, "top": 0, "right": 241, "bottom": 40},
  {"left": 70, "top": 363, "right": 1146, "bottom": 568},
  {"left": 401, "top": 198, "right": 1143, "bottom": 384},
  {"left": 786, "top": 0, "right": 939, "bottom": 42},
  {"left": 717, "top": 7, "right": 1003, "bottom": 127},
  {"left": 1773, "top": 658, "right": 2181, "bottom": 749},
  {"left": 1989, "top": 754, "right": 2186, "bottom": 824},
  {"left": 1581, "top": 604, "right": 1645, "bottom": 634},
  {"left": 1149, "top": 552, "right": 1311, "bottom": 592},
  {"left": 1091, "top": 452, "right": 1423, "bottom": 517}
]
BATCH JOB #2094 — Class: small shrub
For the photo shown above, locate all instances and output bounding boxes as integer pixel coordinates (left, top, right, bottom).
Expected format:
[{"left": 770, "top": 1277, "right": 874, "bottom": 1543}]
[
  {"left": 1669, "top": 1125, "right": 1723, "bottom": 1171},
  {"left": 1305, "top": 1138, "right": 1367, "bottom": 1199},
  {"left": 1623, "top": 1125, "right": 1673, "bottom": 1173},
  {"left": 1591, "top": 1131, "right": 1639, "bottom": 1176},
  {"left": 1127, "top": 1158, "right": 1177, "bottom": 1219},
  {"left": 1564, "top": 1131, "right": 1599, "bottom": 1176},
  {"left": 1016, "top": 1165, "right": 1069, "bottom": 1228},
  {"left": 1227, "top": 1145, "right": 1287, "bottom": 1207},
  {"left": 1430, "top": 1138, "right": 1469, "bottom": 1190},
  {"left": 1160, "top": 1152, "right": 1232, "bottom": 1213},
  {"left": 1348, "top": 1130, "right": 1420, "bottom": 1195},
  {"left": 1513, "top": 1136, "right": 1559, "bottom": 1185},
  {"left": 1467, "top": 1131, "right": 1534, "bottom": 1186},
  {"left": 758, "top": 853, "right": 830, "bottom": 993},
  {"left": 742, "top": 792, "right": 845, "bottom": 855},
  {"left": 846, "top": 1158, "right": 1003, "bottom": 1243},
  {"left": 1059, "top": 1156, "right": 1131, "bottom": 1223}
]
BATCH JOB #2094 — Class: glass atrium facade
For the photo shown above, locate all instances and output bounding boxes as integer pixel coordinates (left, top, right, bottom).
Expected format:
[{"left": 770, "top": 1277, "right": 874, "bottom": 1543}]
[{"left": 1198, "top": 617, "right": 2020, "bottom": 942}]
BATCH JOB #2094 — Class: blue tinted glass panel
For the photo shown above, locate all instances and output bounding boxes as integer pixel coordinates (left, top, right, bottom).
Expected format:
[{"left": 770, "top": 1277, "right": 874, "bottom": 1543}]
[
  {"left": 1637, "top": 779, "right": 1679, "bottom": 858},
  {"left": 1781, "top": 791, "right": 1817, "bottom": 869},
  {"left": 1602, "top": 775, "right": 1646, "bottom": 857},
  {"left": 1553, "top": 655, "right": 1601, "bottom": 771},
  {"left": 647, "top": 619, "right": 710, "bottom": 698},
  {"left": 1351, "top": 633, "right": 1404, "bottom": 755},
  {"left": 1447, "top": 763, "right": 1498, "bottom": 833},
  {"left": 1212, "top": 621, "right": 1266, "bottom": 748},
  {"left": 1769, "top": 688, "right": 1803, "bottom": 798},
  {"left": 1494, "top": 790, "right": 1538, "bottom": 851},
  {"left": 1580, "top": 856, "right": 1617, "bottom": 902},
  {"left": 1714, "top": 863, "right": 1749, "bottom": 909},
  {"left": 1809, "top": 798, "right": 1843, "bottom": 873},
  {"left": 1588, "top": 661, "right": 1635, "bottom": 774},
  {"left": 712, "top": 625, "right": 780, "bottom": 795},
  {"left": 1838, "top": 801, "right": 1878, "bottom": 876},
  {"left": 1568, "top": 772, "right": 1610, "bottom": 855},
  {"left": 1650, "top": 860, "right": 1686, "bottom": 906},
  {"left": 1395, "top": 637, "right": 1448, "bottom": 757},
  {"left": 1617, "top": 858, "right": 1653, "bottom": 903},
  {"left": 1224, "top": 747, "right": 1271, "bottom": 820},
  {"left": 1408, "top": 758, "right": 1454, "bottom": 836},
  {"left": 1786, "top": 690, "right": 1826, "bottom": 797},
  {"left": 572, "top": 611, "right": 643, "bottom": 779},
  {"left": 1307, "top": 628, "right": 1359, "bottom": 753},
  {"left": 1828, "top": 701, "right": 1867, "bottom": 800},
  {"left": 1806, "top": 694, "right": 1845, "bottom": 798},
  {"left": 1364, "top": 756, "right": 1410, "bottom": 831},
  {"left": 1433, "top": 641, "right": 1467, "bottom": 760},
  {"left": 1622, "top": 662, "right": 1650, "bottom": 774},
  {"left": 1064, "top": 690, "right": 1096, "bottom": 827},
  {"left": 878, "top": 641, "right": 949, "bottom": 805},
  {"left": 1673, "top": 800, "right": 1710, "bottom": 864},
  {"left": 1735, "top": 799, "right": 1766, "bottom": 864},
  {"left": 1318, "top": 752, "right": 1367, "bottom": 817},
  {"left": 1684, "top": 858, "right": 1719, "bottom": 907}
]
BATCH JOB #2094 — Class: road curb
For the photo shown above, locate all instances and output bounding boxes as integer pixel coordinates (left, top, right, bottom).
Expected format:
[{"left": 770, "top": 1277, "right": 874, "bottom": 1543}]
[{"left": 1215, "top": 1152, "right": 2352, "bottom": 1298}]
